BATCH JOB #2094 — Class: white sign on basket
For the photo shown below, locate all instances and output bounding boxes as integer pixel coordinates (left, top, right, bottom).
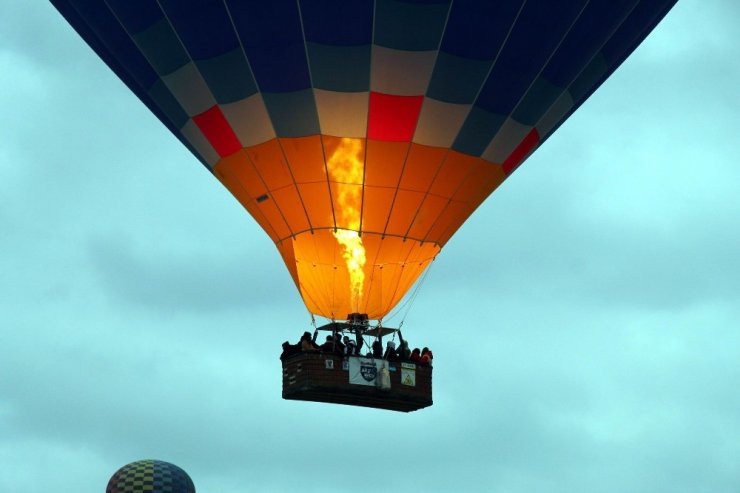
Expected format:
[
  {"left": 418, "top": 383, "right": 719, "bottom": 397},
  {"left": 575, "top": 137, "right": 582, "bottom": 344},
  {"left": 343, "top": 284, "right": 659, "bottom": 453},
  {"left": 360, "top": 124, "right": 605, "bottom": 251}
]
[{"left": 348, "top": 357, "right": 388, "bottom": 387}]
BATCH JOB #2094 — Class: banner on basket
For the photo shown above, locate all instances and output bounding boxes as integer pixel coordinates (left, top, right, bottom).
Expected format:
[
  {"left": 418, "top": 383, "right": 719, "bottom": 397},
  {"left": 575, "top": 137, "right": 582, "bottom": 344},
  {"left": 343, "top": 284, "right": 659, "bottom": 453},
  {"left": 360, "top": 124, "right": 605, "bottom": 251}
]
[{"left": 349, "top": 357, "right": 387, "bottom": 386}]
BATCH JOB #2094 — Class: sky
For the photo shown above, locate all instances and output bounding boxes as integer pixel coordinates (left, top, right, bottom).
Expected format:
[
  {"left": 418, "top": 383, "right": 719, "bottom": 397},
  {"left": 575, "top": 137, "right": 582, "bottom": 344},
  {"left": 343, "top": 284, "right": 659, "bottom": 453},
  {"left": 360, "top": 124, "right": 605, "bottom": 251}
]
[{"left": 1, "top": 1, "right": 739, "bottom": 492}]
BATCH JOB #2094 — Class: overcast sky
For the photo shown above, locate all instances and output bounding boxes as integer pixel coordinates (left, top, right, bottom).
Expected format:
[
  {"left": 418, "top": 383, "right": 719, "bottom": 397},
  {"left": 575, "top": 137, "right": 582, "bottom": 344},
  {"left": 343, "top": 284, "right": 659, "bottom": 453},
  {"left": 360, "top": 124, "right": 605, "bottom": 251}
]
[{"left": 2, "top": 1, "right": 739, "bottom": 492}]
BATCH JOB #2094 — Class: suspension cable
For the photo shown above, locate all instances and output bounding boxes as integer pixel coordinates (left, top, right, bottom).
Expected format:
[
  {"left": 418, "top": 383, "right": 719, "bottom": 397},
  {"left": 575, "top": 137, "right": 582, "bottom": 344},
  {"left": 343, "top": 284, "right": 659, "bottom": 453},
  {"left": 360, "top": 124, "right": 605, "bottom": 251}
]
[{"left": 385, "top": 258, "right": 435, "bottom": 326}]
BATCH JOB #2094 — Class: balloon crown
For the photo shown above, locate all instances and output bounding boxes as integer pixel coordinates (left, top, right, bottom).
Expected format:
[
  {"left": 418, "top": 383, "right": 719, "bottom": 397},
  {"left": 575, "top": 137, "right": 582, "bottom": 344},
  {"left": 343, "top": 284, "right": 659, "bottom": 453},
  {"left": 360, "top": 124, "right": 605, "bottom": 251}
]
[{"left": 106, "top": 460, "right": 195, "bottom": 493}]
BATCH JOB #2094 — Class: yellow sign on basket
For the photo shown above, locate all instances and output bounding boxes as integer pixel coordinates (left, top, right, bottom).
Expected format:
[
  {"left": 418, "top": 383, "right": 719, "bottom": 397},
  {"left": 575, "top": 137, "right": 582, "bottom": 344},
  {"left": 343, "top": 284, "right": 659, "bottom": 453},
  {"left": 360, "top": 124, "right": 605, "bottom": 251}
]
[{"left": 401, "top": 368, "right": 416, "bottom": 386}]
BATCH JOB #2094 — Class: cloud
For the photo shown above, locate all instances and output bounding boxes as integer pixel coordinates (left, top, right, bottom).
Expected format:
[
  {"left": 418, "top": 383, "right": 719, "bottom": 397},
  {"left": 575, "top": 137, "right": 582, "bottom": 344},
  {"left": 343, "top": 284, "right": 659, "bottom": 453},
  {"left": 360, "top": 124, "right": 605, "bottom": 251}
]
[
  {"left": 3, "top": 1, "right": 739, "bottom": 492},
  {"left": 86, "top": 233, "right": 298, "bottom": 313}
]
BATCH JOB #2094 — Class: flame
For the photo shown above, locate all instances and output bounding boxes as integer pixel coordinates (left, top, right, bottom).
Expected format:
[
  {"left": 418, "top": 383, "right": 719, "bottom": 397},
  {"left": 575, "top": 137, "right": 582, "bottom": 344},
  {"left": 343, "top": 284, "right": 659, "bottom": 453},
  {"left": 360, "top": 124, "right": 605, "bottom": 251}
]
[{"left": 327, "top": 138, "right": 366, "bottom": 309}]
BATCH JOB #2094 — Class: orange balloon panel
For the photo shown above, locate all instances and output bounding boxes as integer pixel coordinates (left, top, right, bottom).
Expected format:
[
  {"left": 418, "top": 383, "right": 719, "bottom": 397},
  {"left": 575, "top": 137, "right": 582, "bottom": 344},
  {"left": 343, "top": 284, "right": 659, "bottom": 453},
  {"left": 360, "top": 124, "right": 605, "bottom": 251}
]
[
  {"left": 278, "top": 230, "right": 439, "bottom": 320},
  {"left": 215, "top": 136, "right": 503, "bottom": 320}
]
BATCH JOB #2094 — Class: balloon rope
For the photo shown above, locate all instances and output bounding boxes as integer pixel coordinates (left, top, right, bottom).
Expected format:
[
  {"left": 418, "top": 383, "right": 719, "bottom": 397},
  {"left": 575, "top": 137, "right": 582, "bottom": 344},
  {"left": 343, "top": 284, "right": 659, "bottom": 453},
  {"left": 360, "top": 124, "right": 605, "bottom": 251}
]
[
  {"left": 385, "top": 259, "right": 435, "bottom": 326},
  {"left": 384, "top": 293, "right": 412, "bottom": 325},
  {"left": 399, "top": 259, "right": 434, "bottom": 326}
]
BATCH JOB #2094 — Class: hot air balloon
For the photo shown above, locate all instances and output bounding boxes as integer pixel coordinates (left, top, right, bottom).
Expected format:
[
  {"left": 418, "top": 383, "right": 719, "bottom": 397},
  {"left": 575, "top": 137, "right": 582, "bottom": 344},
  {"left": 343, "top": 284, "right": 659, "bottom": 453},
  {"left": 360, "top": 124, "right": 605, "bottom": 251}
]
[
  {"left": 107, "top": 460, "right": 195, "bottom": 493},
  {"left": 51, "top": 0, "right": 676, "bottom": 411}
]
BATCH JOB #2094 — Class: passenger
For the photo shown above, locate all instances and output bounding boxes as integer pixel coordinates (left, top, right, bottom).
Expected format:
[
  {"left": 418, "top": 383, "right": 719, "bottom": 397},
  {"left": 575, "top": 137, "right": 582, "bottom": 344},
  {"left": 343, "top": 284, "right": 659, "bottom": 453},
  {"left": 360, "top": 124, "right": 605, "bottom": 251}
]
[
  {"left": 383, "top": 341, "right": 398, "bottom": 361},
  {"left": 300, "top": 332, "right": 318, "bottom": 352},
  {"left": 319, "top": 335, "right": 334, "bottom": 352},
  {"left": 343, "top": 336, "right": 357, "bottom": 356},
  {"left": 280, "top": 341, "right": 299, "bottom": 360},
  {"left": 410, "top": 347, "right": 423, "bottom": 364},
  {"left": 372, "top": 339, "right": 383, "bottom": 358},
  {"left": 397, "top": 341, "right": 411, "bottom": 361},
  {"left": 334, "top": 333, "right": 345, "bottom": 354},
  {"left": 421, "top": 347, "right": 433, "bottom": 365}
]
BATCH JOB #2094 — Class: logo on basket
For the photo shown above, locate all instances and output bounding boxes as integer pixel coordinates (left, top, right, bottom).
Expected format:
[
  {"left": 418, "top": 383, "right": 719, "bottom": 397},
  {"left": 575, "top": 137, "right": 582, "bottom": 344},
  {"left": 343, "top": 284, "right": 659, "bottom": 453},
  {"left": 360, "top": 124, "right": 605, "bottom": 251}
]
[{"left": 360, "top": 362, "right": 377, "bottom": 382}]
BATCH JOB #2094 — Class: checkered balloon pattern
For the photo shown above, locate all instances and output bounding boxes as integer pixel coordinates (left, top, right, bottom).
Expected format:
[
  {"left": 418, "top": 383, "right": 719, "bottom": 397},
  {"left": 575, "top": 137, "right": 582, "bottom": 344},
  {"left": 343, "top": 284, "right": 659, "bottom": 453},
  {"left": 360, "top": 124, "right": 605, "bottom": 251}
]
[{"left": 106, "top": 460, "right": 195, "bottom": 493}]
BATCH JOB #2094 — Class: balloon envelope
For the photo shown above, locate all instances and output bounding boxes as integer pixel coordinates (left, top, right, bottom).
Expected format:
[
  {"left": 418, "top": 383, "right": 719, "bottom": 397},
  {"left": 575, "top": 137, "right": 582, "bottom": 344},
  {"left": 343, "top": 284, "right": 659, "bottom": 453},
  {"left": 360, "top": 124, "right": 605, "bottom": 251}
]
[
  {"left": 51, "top": 0, "right": 676, "bottom": 320},
  {"left": 106, "top": 460, "right": 195, "bottom": 493}
]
